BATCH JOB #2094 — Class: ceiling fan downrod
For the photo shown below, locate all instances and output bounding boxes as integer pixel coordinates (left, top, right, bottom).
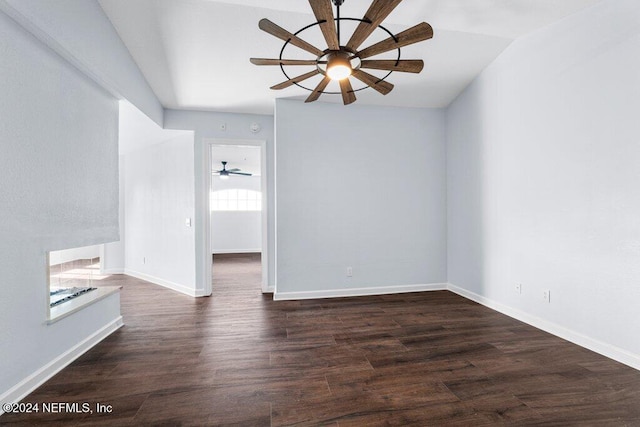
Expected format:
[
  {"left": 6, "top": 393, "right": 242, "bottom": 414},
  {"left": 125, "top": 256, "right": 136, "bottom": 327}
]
[{"left": 333, "top": 0, "right": 344, "bottom": 45}]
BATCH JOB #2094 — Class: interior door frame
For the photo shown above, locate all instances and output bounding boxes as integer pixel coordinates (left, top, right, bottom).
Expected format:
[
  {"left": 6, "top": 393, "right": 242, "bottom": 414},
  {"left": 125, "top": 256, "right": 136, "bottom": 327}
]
[{"left": 204, "top": 138, "right": 269, "bottom": 293}]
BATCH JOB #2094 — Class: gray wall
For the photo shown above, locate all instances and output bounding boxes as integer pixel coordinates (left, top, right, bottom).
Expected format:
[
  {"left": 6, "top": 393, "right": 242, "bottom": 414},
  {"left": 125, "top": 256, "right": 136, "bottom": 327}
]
[
  {"left": 0, "top": 9, "right": 120, "bottom": 397},
  {"left": 446, "top": 0, "right": 640, "bottom": 365},
  {"left": 123, "top": 134, "right": 196, "bottom": 294},
  {"left": 0, "top": 0, "right": 163, "bottom": 125},
  {"left": 275, "top": 99, "right": 447, "bottom": 296}
]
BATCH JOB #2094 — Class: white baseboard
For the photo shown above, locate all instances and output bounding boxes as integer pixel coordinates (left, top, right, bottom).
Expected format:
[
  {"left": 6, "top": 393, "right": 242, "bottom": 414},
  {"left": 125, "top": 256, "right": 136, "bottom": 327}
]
[
  {"left": 447, "top": 283, "right": 640, "bottom": 371},
  {"left": 0, "top": 317, "right": 123, "bottom": 414},
  {"left": 273, "top": 281, "right": 640, "bottom": 370},
  {"left": 124, "top": 269, "right": 206, "bottom": 297},
  {"left": 273, "top": 283, "right": 448, "bottom": 301},
  {"left": 212, "top": 249, "right": 262, "bottom": 254}
]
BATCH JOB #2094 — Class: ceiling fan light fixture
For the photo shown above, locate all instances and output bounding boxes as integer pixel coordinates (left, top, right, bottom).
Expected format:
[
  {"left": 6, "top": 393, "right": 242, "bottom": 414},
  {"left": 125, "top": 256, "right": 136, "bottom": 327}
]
[
  {"left": 326, "top": 52, "right": 352, "bottom": 81},
  {"left": 251, "top": 0, "right": 434, "bottom": 105}
]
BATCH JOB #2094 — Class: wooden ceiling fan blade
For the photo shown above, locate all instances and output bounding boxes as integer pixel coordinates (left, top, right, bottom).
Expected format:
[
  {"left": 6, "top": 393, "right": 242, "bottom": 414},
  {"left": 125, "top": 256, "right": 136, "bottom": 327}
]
[
  {"left": 357, "top": 22, "right": 433, "bottom": 60},
  {"left": 352, "top": 70, "right": 393, "bottom": 95},
  {"left": 309, "top": 0, "right": 339, "bottom": 50},
  {"left": 346, "top": 0, "right": 403, "bottom": 51},
  {"left": 226, "top": 168, "right": 241, "bottom": 172},
  {"left": 259, "top": 19, "right": 324, "bottom": 57},
  {"left": 305, "top": 75, "right": 331, "bottom": 103},
  {"left": 271, "top": 70, "right": 320, "bottom": 90},
  {"left": 250, "top": 58, "right": 318, "bottom": 66},
  {"left": 229, "top": 172, "right": 252, "bottom": 176},
  {"left": 339, "top": 78, "right": 356, "bottom": 105},
  {"left": 360, "top": 59, "right": 424, "bottom": 73}
]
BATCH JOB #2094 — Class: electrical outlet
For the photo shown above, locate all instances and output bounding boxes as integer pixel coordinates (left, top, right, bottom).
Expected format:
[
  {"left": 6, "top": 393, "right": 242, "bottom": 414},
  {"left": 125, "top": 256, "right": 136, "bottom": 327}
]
[
  {"left": 515, "top": 283, "right": 522, "bottom": 294},
  {"left": 346, "top": 266, "right": 353, "bottom": 277},
  {"left": 543, "top": 290, "right": 551, "bottom": 303}
]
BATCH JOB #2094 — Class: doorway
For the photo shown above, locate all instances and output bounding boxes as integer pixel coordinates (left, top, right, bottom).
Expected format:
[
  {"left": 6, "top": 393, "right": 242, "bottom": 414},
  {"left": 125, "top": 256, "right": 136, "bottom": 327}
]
[{"left": 206, "top": 139, "right": 268, "bottom": 293}]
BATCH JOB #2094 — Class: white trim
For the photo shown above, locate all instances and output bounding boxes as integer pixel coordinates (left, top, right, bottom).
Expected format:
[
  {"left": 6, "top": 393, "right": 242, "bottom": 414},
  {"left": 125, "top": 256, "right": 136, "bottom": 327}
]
[
  {"left": 273, "top": 106, "right": 278, "bottom": 295},
  {"left": 259, "top": 140, "right": 269, "bottom": 293},
  {"left": 201, "top": 138, "right": 212, "bottom": 296},
  {"left": 204, "top": 138, "right": 269, "bottom": 294},
  {"left": 48, "top": 286, "right": 122, "bottom": 324},
  {"left": 212, "top": 249, "right": 261, "bottom": 254},
  {"left": 273, "top": 283, "right": 448, "bottom": 301},
  {"left": 124, "top": 269, "right": 207, "bottom": 297},
  {"left": 0, "top": 316, "right": 123, "bottom": 413},
  {"left": 447, "top": 283, "right": 640, "bottom": 371}
]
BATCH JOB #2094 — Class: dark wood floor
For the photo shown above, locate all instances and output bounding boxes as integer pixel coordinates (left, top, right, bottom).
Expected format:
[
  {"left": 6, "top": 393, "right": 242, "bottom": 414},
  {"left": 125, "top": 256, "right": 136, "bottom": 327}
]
[{"left": 4, "top": 253, "right": 640, "bottom": 426}]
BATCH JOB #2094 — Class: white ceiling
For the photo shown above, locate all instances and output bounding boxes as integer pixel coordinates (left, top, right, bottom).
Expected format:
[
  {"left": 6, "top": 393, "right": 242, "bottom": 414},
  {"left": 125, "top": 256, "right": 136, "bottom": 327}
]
[{"left": 99, "top": 0, "right": 602, "bottom": 115}]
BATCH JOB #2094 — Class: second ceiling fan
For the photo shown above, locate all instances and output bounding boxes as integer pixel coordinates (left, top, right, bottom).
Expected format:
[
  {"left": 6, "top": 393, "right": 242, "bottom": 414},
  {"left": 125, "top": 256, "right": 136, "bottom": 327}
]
[
  {"left": 213, "top": 161, "right": 252, "bottom": 180},
  {"left": 250, "top": 0, "right": 433, "bottom": 105}
]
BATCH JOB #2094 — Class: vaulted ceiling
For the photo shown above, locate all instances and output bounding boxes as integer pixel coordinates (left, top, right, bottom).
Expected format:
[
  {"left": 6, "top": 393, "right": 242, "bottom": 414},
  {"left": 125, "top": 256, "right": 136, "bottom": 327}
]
[{"left": 99, "top": 0, "right": 602, "bottom": 115}]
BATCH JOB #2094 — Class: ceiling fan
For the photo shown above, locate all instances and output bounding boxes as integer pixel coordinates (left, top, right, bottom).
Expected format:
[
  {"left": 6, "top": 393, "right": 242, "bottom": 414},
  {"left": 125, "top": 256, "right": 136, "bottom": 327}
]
[
  {"left": 213, "top": 161, "right": 252, "bottom": 180},
  {"left": 250, "top": 0, "right": 433, "bottom": 105}
]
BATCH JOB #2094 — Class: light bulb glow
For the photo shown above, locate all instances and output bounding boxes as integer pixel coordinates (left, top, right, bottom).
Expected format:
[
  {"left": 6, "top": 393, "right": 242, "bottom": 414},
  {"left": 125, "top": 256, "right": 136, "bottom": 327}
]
[
  {"left": 326, "top": 52, "right": 352, "bottom": 81},
  {"left": 220, "top": 173, "right": 229, "bottom": 180},
  {"left": 327, "top": 64, "right": 351, "bottom": 80}
]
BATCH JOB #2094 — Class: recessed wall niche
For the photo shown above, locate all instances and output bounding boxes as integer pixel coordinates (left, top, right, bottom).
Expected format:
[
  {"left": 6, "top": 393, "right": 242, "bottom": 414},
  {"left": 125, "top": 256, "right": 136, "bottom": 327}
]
[{"left": 48, "top": 245, "right": 103, "bottom": 308}]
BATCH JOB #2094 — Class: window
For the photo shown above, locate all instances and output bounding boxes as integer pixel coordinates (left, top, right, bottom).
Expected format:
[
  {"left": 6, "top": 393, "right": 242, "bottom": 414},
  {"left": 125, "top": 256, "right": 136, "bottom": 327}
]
[{"left": 211, "top": 189, "right": 262, "bottom": 211}]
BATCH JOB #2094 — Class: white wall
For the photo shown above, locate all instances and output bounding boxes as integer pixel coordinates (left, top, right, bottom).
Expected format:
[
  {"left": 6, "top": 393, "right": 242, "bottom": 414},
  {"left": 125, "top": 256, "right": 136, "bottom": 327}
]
[
  {"left": 0, "top": 9, "right": 121, "bottom": 400},
  {"left": 164, "top": 109, "right": 275, "bottom": 291},
  {"left": 446, "top": 0, "right": 640, "bottom": 368},
  {"left": 0, "top": 0, "right": 163, "bottom": 125},
  {"left": 49, "top": 245, "right": 101, "bottom": 266},
  {"left": 123, "top": 133, "right": 197, "bottom": 295},
  {"left": 102, "top": 155, "right": 126, "bottom": 274},
  {"left": 275, "top": 99, "right": 447, "bottom": 298},
  {"left": 211, "top": 175, "right": 262, "bottom": 254}
]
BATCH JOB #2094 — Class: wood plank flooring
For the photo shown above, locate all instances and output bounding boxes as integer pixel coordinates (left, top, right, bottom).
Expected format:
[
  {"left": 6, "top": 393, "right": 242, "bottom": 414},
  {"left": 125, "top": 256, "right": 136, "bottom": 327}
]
[{"left": 3, "top": 253, "right": 640, "bottom": 425}]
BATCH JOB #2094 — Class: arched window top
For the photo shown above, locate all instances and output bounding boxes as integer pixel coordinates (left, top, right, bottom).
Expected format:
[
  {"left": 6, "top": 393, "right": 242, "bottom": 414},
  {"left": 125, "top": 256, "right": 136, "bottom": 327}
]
[{"left": 211, "top": 189, "right": 262, "bottom": 211}]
